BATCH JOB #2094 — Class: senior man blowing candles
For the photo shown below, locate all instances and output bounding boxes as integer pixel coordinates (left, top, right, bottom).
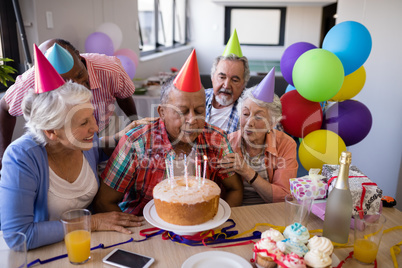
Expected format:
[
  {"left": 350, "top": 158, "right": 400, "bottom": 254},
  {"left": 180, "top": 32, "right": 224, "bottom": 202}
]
[{"left": 94, "top": 50, "right": 243, "bottom": 215}]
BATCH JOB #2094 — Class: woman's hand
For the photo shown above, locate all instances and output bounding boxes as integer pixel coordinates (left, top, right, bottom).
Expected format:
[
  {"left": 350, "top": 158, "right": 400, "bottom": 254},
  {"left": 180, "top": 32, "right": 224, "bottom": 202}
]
[
  {"left": 91, "top": 211, "right": 145, "bottom": 234},
  {"left": 219, "top": 153, "right": 253, "bottom": 177},
  {"left": 116, "top": 117, "right": 158, "bottom": 140}
]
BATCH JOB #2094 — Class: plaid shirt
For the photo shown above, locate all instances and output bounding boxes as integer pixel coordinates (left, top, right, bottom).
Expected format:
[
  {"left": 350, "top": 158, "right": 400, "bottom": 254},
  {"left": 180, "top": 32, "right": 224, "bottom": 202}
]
[
  {"left": 205, "top": 88, "right": 240, "bottom": 134},
  {"left": 4, "top": 53, "right": 135, "bottom": 131},
  {"left": 101, "top": 119, "right": 234, "bottom": 215}
]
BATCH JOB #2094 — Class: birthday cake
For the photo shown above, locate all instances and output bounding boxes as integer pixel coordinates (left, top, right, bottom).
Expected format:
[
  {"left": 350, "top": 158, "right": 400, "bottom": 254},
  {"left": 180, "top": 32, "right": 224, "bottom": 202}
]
[{"left": 152, "top": 176, "right": 221, "bottom": 225}]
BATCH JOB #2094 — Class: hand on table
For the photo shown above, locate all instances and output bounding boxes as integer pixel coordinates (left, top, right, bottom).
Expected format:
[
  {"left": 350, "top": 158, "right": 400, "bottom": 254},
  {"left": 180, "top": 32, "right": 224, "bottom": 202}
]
[{"left": 91, "top": 211, "right": 145, "bottom": 234}]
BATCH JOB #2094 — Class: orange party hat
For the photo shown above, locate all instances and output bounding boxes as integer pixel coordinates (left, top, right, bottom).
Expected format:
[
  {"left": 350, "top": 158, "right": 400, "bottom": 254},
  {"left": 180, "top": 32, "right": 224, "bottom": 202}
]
[
  {"left": 252, "top": 67, "right": 275, "bottom": 103},
  {"left": 34, "top": 44, "right": 65, "bottom": 94},
  {"left": 173, "top": 49, "right": 202, "bottom": 92},
  {"left": 222, "top": 29, "right": 243, "bottom": 57}
]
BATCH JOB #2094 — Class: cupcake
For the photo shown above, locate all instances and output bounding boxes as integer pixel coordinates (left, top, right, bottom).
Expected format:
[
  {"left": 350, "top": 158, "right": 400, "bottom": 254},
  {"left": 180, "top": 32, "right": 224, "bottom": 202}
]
[
  {"left": 261, "top": 228, "right": 285, "bottom": 242},
  {"left": 254, "top": 238, "right": 284, "bottom": 268},
  {"left": 304, "top": 249, "right": 332, "bottom": 268},
  {"left": 277, "top": 238, "right": 309, "bottom": 257},
  {"left": 283, "top": 223, "right": 310, "bottom": 244},
  {"left": 278, "top": 253, "right": 307, "bottom": 268},
  {"left": 307, "top": 236, "right": 334, "bottom": 256}
]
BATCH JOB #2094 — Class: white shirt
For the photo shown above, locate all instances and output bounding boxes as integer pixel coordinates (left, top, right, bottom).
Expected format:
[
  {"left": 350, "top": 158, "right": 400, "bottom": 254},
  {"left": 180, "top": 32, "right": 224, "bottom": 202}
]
[
  {"left": 208, "top": 104, "right": 234, "bottom": 131},
  {"left": 47, "top": 156, "right": 98, "bottom": 221}
]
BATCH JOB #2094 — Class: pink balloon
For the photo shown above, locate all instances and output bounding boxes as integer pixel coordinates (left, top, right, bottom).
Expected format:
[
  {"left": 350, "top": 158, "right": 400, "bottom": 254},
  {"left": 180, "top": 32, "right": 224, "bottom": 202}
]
[
  {"left": 116, "top": 55, "right": 136, "bottom": 79},
  {"left": 114, "top": 48, "right": 139, "bottom": 67}
]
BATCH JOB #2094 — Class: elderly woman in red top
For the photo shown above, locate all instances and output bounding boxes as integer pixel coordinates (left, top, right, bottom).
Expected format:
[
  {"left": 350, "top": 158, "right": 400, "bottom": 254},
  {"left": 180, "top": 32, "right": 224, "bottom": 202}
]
[{"left": 220, "top": 68, "right": 298, "bottom": 205}]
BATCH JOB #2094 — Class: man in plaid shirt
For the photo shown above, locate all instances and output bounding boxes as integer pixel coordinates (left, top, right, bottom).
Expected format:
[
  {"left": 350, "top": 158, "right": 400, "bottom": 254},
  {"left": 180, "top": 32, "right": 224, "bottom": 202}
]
[{"left": 95, "top": 51, "right": 243, "bottom": 215}]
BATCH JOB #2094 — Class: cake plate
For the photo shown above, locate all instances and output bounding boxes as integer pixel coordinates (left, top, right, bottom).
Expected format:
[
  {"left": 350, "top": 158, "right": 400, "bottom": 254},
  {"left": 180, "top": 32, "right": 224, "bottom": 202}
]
[{"left": 143, "top": 198, "right": 231, "bottom": 235}]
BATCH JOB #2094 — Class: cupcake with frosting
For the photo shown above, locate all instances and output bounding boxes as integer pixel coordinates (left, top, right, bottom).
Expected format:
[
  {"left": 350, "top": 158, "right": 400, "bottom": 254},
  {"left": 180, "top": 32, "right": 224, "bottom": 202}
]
[
  {"left": 307, "top": 236, "right": 334, "bottom": 256},
  {"left": 261, "top": 228, "right": 285, "bottom": 242},
  {"left": 253, "top": 237, "right": 284, "bottom": 268},
  {"left": 283, "top": 223, "right": 310, "bottom": 244},
  {"left": 277, "top": 238, "right": 309, "bottom": 257},
  {"left": 304, "top": 249, "right": 332, "bottom": 268},
  {"left": 278, "top": 253, "right": 307, "bottom": 268}
]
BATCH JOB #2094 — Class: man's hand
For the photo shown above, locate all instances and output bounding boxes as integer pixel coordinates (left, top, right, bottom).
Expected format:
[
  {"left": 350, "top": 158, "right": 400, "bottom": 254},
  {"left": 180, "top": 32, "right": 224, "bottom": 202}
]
[{"left": 91, "top": 211, "right": 144, "bottom": 234}]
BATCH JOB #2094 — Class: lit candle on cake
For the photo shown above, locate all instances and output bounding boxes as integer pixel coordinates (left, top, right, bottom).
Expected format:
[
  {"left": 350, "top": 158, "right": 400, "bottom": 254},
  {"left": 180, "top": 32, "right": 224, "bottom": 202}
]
[
  {"left": 165, "top": 159, "right": 170, "bottom": 183},
  {"left": 202, "top": 155, "right": 207, "bottom": 185},
  {"left": 169, "top": 155, "right": 174, "bottom": 188},
  {"left": 184, "top": 154, "right": 188, "bottom": 190}
]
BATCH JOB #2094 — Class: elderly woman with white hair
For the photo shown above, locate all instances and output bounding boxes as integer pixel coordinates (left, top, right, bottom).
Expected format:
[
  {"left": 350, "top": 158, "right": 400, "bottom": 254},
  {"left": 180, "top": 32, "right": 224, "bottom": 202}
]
[
  {"left": 220, "top": 71, "right": 298, "bottom": 205},
  {"left": 0, "top": 81, "right": 145, "bottom": 250}
]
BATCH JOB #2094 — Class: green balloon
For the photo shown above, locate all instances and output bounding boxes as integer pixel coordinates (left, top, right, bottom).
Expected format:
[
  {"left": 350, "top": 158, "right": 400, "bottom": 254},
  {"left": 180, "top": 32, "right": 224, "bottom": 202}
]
[{"left": 293, "top": 48, "right": 344, "bottom": 102}]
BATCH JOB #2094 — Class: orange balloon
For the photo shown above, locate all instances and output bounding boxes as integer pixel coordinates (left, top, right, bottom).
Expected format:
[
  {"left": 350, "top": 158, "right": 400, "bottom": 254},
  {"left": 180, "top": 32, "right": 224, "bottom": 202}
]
[
  {"left": 330, "top": 66, "right": 366, "bottom": 101},
  {"left": 298, "top": 130, "right": 347, "bottom": 171}
]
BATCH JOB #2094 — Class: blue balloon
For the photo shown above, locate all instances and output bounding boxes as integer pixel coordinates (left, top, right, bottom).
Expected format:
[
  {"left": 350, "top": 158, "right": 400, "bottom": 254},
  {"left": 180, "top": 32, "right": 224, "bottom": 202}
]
[
  {"left": 285, "top": 84, "right": 296, "bottom": 93},
  {"left": 322, "top": 21, "right": 372, "bottom": 76}
]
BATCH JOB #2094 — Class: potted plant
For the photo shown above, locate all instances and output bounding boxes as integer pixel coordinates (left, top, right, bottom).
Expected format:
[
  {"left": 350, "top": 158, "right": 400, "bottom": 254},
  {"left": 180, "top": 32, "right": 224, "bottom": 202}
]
[{"left": 0, "top": 58, "right": 17, "bottom": 87}]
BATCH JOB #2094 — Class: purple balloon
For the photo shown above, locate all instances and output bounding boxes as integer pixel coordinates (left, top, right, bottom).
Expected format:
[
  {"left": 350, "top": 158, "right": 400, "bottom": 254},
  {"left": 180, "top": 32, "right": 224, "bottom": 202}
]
[
  {"left": 85, "top": 32, "right": 114, "bottom": 56},
  {"left": 116, "top": 55, "right": 136, "bottom": 79},
  {"left": 322, "top": 100, "right": 372, "bottom": 146},
  {"left": 280, "top": 42, "right": 317, "bottom": 86}
]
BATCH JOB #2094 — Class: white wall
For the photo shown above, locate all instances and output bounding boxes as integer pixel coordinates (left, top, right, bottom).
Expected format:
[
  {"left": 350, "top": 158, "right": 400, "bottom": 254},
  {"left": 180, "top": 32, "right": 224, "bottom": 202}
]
[
  {"left": 336, "top": 0, "right": 402, "bottom": 209},
  {"left": 188, "top": 0, "right": 323, "bottom": 74}
]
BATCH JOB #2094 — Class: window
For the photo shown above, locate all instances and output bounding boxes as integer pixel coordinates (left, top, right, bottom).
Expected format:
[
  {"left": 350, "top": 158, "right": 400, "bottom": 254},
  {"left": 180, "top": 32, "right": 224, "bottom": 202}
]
[
  {"left": 225, "top": 6, "right": 286, "bottom": 46},
  {"left": 138, "top": 0, "right": 188, "bottom": 56}
]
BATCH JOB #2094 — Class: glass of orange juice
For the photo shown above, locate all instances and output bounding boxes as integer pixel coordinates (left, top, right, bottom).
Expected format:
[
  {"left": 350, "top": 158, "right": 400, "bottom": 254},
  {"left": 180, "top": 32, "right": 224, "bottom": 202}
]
[
  {"left": 61, "top": 209, "right": 91, "bottom": 265},
  {"left": 353, "top": 211, "right": 386, "bottom": 265}
]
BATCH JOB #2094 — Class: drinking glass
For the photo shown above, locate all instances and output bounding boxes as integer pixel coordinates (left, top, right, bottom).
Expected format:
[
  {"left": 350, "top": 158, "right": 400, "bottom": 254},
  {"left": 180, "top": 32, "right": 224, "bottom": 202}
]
[
  {"left": 0, "top": 231, "right": 27, "bottom": 268},
  {"left": 284, "top": 194, "right": 313, "bottom": 227},
  {"left": 61, "top": 209, "right": 91, "bottom": 265},
  {"left": 353, "top": 211, "right": 386, "bottom": 265}
]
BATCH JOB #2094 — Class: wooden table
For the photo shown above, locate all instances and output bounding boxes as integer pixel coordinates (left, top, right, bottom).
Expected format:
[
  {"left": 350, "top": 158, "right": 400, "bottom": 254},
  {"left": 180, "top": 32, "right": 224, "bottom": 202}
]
[{"left": 27, "top": 203, "right": 402, "bottom": 267}]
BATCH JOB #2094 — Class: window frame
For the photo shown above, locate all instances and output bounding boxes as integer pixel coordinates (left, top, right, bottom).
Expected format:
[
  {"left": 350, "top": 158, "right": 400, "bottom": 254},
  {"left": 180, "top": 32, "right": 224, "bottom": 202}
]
[{"left": 138, "top": 0, "right": 188, "bottom": 57}]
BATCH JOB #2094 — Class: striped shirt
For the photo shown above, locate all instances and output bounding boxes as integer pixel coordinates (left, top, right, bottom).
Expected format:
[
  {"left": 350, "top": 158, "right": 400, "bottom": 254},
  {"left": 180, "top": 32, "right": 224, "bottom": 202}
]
[
  {"left": 4, "top": 53, "right": 135, "bottom": 131},
  {"left": 101, "top": 119, "right": 234, "bottom": 215},
  {"left": 205, "top": 88, "right": 240, "bottom": 134}
]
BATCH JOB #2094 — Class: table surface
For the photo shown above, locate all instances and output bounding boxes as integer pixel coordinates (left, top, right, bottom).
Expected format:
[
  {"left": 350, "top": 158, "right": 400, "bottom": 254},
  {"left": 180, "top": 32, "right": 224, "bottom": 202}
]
[{"left": 27, "top": 203, "right": 402, "bottom": 268}]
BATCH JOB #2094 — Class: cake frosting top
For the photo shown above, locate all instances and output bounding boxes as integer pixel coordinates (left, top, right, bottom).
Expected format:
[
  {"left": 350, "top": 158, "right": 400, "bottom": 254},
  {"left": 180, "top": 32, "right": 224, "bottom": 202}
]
[
  {"left": 277, "top": 238, "right": 309, "bottom": 257},
  {"left": 153, "top": 176, "right": 221, "bottom": 204},
  {"left": 261, "top": 228, "right": 285, "bottom": 242},
  {"left": 307, "top": 236, "right": 334, "bottom": 255},
  {"left": 304, "top": 249, "right": 332, "bottom": 267},
  {"left": 282, "top": 252, "right": 307, "bottom": 268},
  {"left": 255, "top": 238, "right": 283, "bottom": 258},
  {"left": 283, "top": 223, "right": 310, "bottom": 244}
]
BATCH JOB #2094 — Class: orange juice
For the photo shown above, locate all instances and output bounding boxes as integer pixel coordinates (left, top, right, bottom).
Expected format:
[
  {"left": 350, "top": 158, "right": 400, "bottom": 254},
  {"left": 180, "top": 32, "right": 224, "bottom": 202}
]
[
  {"left": 65, "top": 230, "right": 91, "bottom": 263},
  {"left": 354, "top": 239, "right": 378, "bottom": 264}
]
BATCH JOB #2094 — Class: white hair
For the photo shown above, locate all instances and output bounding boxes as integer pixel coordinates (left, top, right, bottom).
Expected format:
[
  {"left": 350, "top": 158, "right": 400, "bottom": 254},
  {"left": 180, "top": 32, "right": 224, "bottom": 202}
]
[
  {"left": 210, "top": 54, "right": 250, "bottom": 86},
  {"left": 241, "top": 86, "right": 283, "bottom": 128},
  {"left": 22, "top": 81, "right": 93, "bottom": 145}
]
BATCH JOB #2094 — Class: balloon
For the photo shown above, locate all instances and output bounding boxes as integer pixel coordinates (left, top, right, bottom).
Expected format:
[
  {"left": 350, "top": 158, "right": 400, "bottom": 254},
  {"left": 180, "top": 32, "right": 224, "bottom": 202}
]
[
  {"left": 96, "top": 22, "right": 123, "bottom": 50},
  {"left": 285, "top": 84, "right": 296, "bottom": 93},
  {"left": 85, "top": 32, "right": 114, "bottom": 56},
  {"left": 280, "top": 90, "right": 323, "bottom": 138},
  {"left": 322, "top": 99, "right": 372, "bottom": 146},
  {"left": 114, "top": 48, "right": 139, "bottom": 67},
  {"left": 323, "top": 21, "right": 372, "bottom": 76},
  {"left": 330, "top": 66, "right": 366, "bottom": 101},
  {"left": 293, "top": 49, "right": 344, "bottom": 102},
  {"left": 280, "top": 42, "right": 317, "bottom": 86},
  {"left": 116, "top": 55, "right": 136, "bottom": 79},
  {"left": 298, "top": 130, "right": 347, "bottom": 171}
]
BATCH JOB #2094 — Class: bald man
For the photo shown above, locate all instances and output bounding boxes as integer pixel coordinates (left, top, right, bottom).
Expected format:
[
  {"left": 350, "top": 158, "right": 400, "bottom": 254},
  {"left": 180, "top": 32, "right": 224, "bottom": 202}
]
[{"left": 0, "top": 39, "right": 138, "bottom": 169}]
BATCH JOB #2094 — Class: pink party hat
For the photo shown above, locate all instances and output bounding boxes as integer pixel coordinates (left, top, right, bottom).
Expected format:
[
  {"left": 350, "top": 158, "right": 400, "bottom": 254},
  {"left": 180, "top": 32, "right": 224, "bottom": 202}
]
[
  {"left": 34, "top": 44, "right": 65, "bottom": 94},
  {"left": 173, "top": 49, "right": 202, "bottom": 92},
  {"left": 44, "top": 43, "right": 74, "bottom": 74},
  {"left": 252, "top": 67, "right": 275, "bottom": 103},
  {"left": 222, "top": 29, "right": 243, "bottom": 57}
]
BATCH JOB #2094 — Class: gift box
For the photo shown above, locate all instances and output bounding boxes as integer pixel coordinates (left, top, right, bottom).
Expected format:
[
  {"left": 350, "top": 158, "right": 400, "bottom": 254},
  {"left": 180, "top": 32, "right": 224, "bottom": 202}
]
[
  {"left": 322, "top": 164, "right": 383, "bottom": 215},
  {"left": 289, "top": 169, "right": 328, "bottom": 200}
]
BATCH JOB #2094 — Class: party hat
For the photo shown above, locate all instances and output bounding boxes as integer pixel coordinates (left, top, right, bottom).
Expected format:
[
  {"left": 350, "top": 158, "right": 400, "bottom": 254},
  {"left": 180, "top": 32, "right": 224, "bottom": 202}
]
[
  {"left": 44, "top": 43, "right": 74, "bottom": 74},
  {"left": 173, "top": 49, "right": 202, "bottom": 92},
  {"left": 252, "top": 67, "right": 275, "bottom": 103},
  {"left": 222, "top": 29, "right": 243, "bottom": 57},
  {"left": 34, "top": 44, "right": 65, "bottom": 94}
]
